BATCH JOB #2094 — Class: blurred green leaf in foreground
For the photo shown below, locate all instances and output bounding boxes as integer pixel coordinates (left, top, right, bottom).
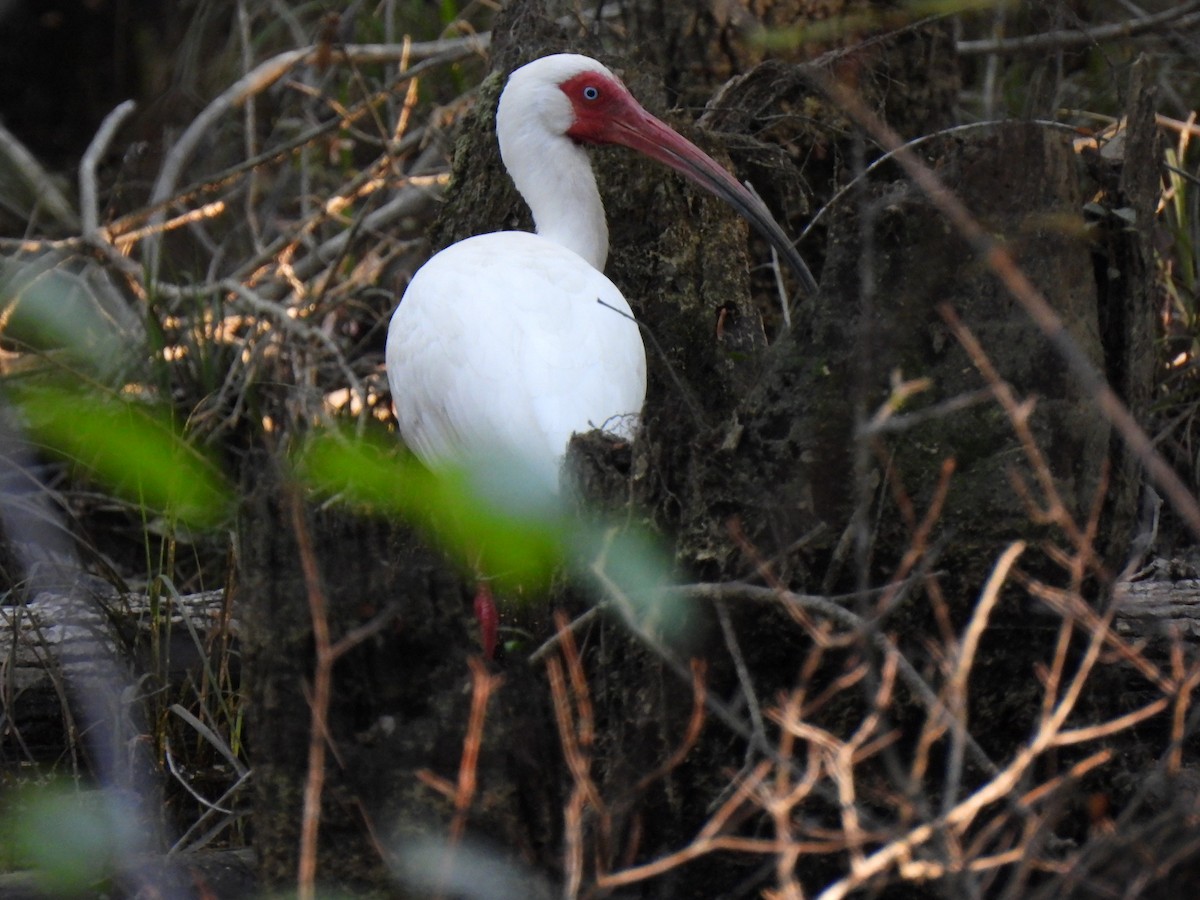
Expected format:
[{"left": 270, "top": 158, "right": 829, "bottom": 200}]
[
  {"left": 1, "top": 255, "right": 231, "bottom": 532},
  {"left": 298, "top": 428, "right": 694, "bottom": 644},
  {"left": 13, "top": 383, "right": 234, "bottom": 530},
  {"left": 0, "top": 782, "right": 141, "bottom": 895}
]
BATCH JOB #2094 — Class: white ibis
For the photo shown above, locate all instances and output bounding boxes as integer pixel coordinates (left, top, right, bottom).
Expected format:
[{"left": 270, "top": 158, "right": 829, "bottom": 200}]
[
  {"left": 387, "top": 53, "right": 815, "bottom": 494},
  {"left": 386, "top": 54, "right": 816, "bottom": 656}
]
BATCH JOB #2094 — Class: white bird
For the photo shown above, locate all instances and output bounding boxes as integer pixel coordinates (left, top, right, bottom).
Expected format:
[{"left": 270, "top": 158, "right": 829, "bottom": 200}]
[{"left": 386, "top": 53, "right": 816, "bottom": 495}]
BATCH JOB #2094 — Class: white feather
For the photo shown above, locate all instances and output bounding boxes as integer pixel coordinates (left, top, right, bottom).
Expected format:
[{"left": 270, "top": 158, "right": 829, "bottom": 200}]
[{"left": 387, "top": 232, "right": 646, "bottom": 491}]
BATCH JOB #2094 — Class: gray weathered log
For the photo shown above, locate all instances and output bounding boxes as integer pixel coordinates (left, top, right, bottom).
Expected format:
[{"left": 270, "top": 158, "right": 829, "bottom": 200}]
[
  {"left": 0, "top": 584, "right": 231, "bottom": 761},
  {"left": 1114, "top": 578, "right": 1200, "bottom": 643}
]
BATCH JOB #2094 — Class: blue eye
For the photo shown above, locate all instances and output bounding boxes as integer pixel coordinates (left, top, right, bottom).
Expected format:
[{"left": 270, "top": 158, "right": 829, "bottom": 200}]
[{"left": 583, "top": 85, "right": 599, "bottom": 101}]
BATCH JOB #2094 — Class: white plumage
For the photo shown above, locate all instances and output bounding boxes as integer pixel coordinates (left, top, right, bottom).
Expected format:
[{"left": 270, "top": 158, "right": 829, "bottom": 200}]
[{"left": 387, "top": 230, "right": 644, "bottom": 487}]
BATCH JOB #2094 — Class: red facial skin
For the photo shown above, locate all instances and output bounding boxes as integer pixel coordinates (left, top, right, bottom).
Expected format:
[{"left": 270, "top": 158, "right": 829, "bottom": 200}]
[{"left": 560, "top": 71, "right": 638, "bottom": 144}]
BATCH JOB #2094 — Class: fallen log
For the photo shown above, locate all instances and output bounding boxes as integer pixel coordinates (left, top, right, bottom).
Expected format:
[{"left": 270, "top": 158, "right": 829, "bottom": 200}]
[
  {"left": 0, "top": 579, "right": 233, "bottom": 763},
  {"left": 1113, "top": 577, "right": 1200, "bottom": 643}
]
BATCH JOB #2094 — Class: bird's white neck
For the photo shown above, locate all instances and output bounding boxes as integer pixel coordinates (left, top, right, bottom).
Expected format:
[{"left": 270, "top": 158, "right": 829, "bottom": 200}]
[{"left": 497, "top": 114, "right": 609, "bottom": 271}]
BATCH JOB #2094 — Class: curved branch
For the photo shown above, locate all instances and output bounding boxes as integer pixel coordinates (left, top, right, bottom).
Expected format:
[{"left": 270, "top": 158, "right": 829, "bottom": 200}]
[
  {"left": 143, "top": 34, "right": 490, "bottom": 278},
  {"left": 666, "top": 580, "right": 999, "bottom": 776},
  {"left": 957, "top": 3, "right": 1200, "bottom": 55}
]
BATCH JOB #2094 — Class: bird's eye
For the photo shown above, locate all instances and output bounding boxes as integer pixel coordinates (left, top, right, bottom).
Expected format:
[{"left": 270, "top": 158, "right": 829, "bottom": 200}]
[{"left": 582, "top": 85, "right": 600, "bottom": 101}]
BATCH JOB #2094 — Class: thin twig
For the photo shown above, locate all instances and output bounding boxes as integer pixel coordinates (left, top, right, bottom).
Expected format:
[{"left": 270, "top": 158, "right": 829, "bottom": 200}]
[
  {"left": 288, "top": 485, "right": 406, "bottom": 900},
  {"left": 941, "top": 542, "right": 1025, "bottom": 818},
  {"left": 0, "top": 121, "right": 79, "bottom": 230},
  {"left": 289, "top": 487, "right": 330, "bottom": 900},
  {"left": 439, "top": 658, "right": 502, "bottom": 890},
  {"left": 144, "top": 35, "right": 489, "bottom": 276},
  {"left": 667, "top": 580, "right": 999, "bottom": 777}
]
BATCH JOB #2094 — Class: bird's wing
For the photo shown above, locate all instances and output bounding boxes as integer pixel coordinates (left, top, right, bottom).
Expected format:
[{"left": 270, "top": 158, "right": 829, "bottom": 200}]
[{"left": 386, "top": 232, "right": 647, "bottom": 490}]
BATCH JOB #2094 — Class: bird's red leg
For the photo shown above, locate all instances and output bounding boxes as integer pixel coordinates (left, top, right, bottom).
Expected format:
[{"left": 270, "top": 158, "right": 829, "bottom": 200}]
[{"left": 473, "top": 581, "right": 499, "bottom": 659}]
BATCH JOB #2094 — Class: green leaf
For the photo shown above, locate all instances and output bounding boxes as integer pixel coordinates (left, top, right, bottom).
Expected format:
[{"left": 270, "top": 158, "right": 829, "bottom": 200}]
[
  {"left": 1, "top": 784, "right": 137, "bottom": 895},
  {"left": 297, "top": 429, "right": 567, "bottom": 590},
  {"left": 297, "top": 427, "right": 694, "bottom": 642},
  {"left": 13, "top": 384, "right": 232, "bottom": 529}
]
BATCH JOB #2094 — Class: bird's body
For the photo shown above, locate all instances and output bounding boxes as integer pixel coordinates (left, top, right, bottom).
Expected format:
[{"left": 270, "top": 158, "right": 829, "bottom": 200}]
[
  {"left": 387, "top": 230, "right": 644, "bottom": 487},
  {"left": 387, "top": 55, "right": 652, "bottom": 492},
  {"left": 387, "top": 53, "right": 815, "bottom": 493},
  {"left": 388, "top": 230, "right": 643, "bottom": 487}
]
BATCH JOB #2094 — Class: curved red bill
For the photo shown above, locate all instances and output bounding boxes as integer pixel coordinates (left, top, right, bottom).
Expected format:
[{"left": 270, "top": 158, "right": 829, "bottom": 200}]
[{"left": 564, "top": 73, "right": 819, "bottom": 297}]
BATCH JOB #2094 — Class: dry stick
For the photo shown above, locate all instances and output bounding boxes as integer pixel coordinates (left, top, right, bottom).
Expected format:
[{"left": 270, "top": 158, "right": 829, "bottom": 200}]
[
  {"left": 1020, "top": 574, "right": 1166, "bottom": 690},
  {"left": 875, "top": 457, "right": 956, "bottom": 617},
  {"left": 546, "top": 656, "right": 591, "bottom": 899},
  {"left": 730, "top": 525, "right": 1169, "bottom": 899},
  {"left": 814, "top": 652, "right": 1145, "bottom": 900},
  {"left": 769, "top": 703, "right": 828, "bottom": 900},
  {"left": 815, "top": 75, "right": 1200, "bottom": 544},
  {"left": 942, "top": 303, "right": 1121, "bottom": 589},
  {"left": 906, "top": 751, "right": 1110, "bottom": 885},
  {"left": 290, "top": 487, "right": 332, "bottom": 900},
  {"left": 838, "top": 652, "right": 901, "bottom": 873},
  {"left": 587, "top": 567, "right": 1011, "bottom": 893},
  {"left": 631, "top": 660, "right": 708, "bottom": 797},
  {"left": 96, "top": 92, "right": 428, "bottom": 249},
  {"left": 235, "top": 0, "right": 262, "bottom": 251},
  {"left": 595, "top": 762, "right": 785, "bottom": 890},
  {"left": 1167, "top": 639, "right": 1200, "bottom": 774},
  {"left": 0, "top": 121, "right": 79, "bottom": 231},
  {"left": 940, "top": 296, "right": 1089, "bottom": 558},
  {"left": 941, "top": 542, "right": 1026, "bottom": 822},
  {"left": 1159, "top": 113, "right": 1200, "bottom": 139},
  {"left": 288, "top": 487, "right": 402, "bottom": 900},
  {"left": 300, "top": 50, "right": 419, "bottom": 311},
  {"left": 552, "top": 611, "right": 595, "bottom": 750},
  {"left": 714, "top": 598, "right": 768, "bottom": 754},
  {"left": 1044, "top": 704, "right": 1200, "bottom": 900},
  {"left": 148, "top": 35, "right": 489, "bottom": 209},
  {"left": 955, "top": 591, "right": 1155, "bottom": 889},
  {"left": 551, "top": 612, "right": 617, "bottom": 886},
  {"left": 548, "top": 624, "right": 707, "bottom": 892},
  {"left": 727, "top": 516, "right": 853, "bottom": 649},
  {"left": 584, "top": 569, "right": 825, "bottom": 772},
  {"left": 527, "top": 573, "right": 924, "bottom": 665},
  {"left": 222, "top": 279, "right": 365, "bottom": 404},
  {"left": 668, "top": 580, "right": 999, "bottom": 777},
  {"left": 435, "top": 658, "right": 502, "bottom": 899}
]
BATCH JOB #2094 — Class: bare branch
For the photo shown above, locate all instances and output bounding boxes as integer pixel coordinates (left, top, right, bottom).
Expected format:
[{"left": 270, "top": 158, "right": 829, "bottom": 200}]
[{"left": 79, "top": 100, "right": 137, "bottom": 238}]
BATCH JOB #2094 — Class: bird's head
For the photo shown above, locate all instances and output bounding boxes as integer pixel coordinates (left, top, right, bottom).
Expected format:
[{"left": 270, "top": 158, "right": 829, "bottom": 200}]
[
  {"left": 497, "top": 54, "right": 629, "bottom": 145},
  {"left": 497, "top": 54, "right": 818, "bottom": 294}
]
